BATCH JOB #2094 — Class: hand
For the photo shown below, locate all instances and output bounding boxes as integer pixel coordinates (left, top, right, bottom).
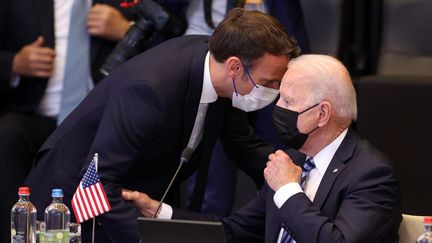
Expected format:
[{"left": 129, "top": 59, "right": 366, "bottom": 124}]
[
  {"left": 122, "top": 189, "right": 160, "bottom": 217},
  {"left": 12, "top": 36, "right": 55, "bottom": 78},
  {"left": 87, "top": 4, "right": 130, "bottom": 41},
  {"left": 264, "top": 150, "right": 302, "bottom": 191}
]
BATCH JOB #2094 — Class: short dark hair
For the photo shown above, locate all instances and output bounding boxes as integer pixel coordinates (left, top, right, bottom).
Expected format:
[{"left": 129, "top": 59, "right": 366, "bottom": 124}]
[{"left": 209, "top": 8, "right": 300, "bottom": 67}]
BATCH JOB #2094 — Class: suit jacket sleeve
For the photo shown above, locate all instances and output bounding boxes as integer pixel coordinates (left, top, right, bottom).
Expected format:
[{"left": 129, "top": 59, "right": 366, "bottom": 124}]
[
  {"left": 220, "top": 184, "right": 268, "bottom": 243},
  {"left": 87, "top": 81, "right": 166, "bottom": 242},
  {"left": 280, "top": 163, "right": 400, "bottom": 243},
  {"left": 219, "top": 106, "right": 275, "bottom": 187},
  {"left": 172, "top": 184, "right": 268, "bottom": 243}
]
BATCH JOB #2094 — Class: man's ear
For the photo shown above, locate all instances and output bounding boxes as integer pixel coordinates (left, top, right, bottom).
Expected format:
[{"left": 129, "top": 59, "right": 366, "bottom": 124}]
[
  {"left": 225, "top": 56, "right": 242, "bottom": 78},
  {"left": 317, "top": 101, "right": 331, "bottom": 127}
]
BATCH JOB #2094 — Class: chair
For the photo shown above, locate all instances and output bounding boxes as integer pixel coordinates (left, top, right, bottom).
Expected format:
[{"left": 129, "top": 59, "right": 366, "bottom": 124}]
[
  {"left": 301, "top": 0, "right": 378, "bottom": 76},
  {"left": 399, "top": 214, "right": 425, "bottom": 243},
  {"left": 377, "top": 0, "right": 432, "bottom": 76},
  {"left": 355, "top": 76, "right": 432, "bottom": 215},
  {"left": 355, "top": 0, "right": 432, "bottom": 215}
]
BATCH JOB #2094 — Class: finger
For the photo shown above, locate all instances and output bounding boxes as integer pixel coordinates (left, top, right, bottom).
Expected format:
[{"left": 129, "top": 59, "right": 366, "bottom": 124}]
[
  {"left": 34, "top": 70, "right": 53, "bottom": 78},
  {"left": 30, "top": 36, "right": 44, "bottom": 47},
  {"left": 32, "top": 68, "right": 53, "bottom": 78},
  {"left": 32, "top": 53, "right": 55, "bottom": 64},
  {"left": 268, "top": 153, "right": 275, "bottom": 160},
  {"left": 87, "top": 27, "right": 103, "bottom": 36},
  {"left": 263, "top": 167, "right": 270, "bottom": 179},
  {"left": 122, "top": 190, "right": 140, "bottom": 201},
  {"left": 32, "top": 62, "right": 54, "bottom": 72},
  {"left": 266, "top": 161, "right": 271, "bottom": 167},
  {"left": 121, "top": 189, "right": 132, "bottom": 201},
  {"left": 87, "top": 11, "right": 103, "bottom": 21},
  {"left": 36, "top": 48, "right": 56, "bottom": 58},
  {"left": 121, "top": 188, "right": 132, "bottom": 193},
  {"left": 274, "top": 150, "right": 286, "bottom": 156},
  {"left": 87, "top": 20, "right": 105, "bottom": 32},
  {"left": 89, "top": 4, "right": 104, "bottom": 14}
]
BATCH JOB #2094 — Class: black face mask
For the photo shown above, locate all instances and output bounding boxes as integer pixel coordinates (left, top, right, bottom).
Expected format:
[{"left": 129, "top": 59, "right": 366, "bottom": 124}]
[{"left": 272, "top": 103, "right": 320, "bottom": 150}]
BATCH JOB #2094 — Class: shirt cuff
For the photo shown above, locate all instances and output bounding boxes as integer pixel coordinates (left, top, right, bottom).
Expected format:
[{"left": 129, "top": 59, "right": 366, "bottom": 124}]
[
  {"left": 157, "top": 203, "right": 173, "bottom": 219},
  {"left": 10, "top": 74, "right": 20, "bottom": 87},
  {"left": 273, "top": 182, "right": 303, "bottom": 208}
]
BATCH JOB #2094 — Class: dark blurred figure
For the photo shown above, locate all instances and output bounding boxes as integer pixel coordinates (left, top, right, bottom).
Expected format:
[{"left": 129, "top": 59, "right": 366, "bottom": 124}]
[{"left": 0, "top": 0, "right": 138, "bottom": 241}]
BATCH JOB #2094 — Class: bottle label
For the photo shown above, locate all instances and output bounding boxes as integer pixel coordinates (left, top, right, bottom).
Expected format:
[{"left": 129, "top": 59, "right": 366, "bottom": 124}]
[
  {"left": 44, "top": 230, "right": 69, "bottom": 243},
  {"left": 11, "top": 228, "right": 25, "bottom": 243}
]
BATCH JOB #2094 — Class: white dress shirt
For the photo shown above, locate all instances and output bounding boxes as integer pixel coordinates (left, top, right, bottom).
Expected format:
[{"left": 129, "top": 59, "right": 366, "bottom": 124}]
[{"left": 184, "top": 0, "right": 266, "bottom": 36}]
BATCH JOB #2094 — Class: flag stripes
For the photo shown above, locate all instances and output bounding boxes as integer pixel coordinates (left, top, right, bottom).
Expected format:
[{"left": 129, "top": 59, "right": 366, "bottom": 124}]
[{"left": 71, "top": 156, "right": 111, "bottom": 223}]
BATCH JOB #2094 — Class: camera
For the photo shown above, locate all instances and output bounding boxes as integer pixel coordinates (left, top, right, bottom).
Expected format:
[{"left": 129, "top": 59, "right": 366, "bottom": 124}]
[{"left": 100, "top": 0, "right": 186, "bottom": 76}]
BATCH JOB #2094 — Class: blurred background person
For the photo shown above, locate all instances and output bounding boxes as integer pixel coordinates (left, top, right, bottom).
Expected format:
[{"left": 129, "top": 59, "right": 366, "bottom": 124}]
[{"left": 0, "top": 1, "right": 136, "bottom": 241}]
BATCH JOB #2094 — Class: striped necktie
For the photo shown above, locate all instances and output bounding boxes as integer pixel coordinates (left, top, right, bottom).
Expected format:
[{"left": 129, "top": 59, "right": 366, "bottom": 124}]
[{"left": 280, "top": 158, "right": 316, "bottom": 243}]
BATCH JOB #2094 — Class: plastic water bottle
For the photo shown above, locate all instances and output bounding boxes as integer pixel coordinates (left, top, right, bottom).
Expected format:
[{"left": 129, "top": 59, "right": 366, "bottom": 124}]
[
  {"left": 417, "top": 216, "right": 432, "bottom": 243},
  {"left": 11, "top": 187, "right": 37, "bottom": 243},
  {"left": 44, "top": 189, "right": 70, "bottom": 243}
]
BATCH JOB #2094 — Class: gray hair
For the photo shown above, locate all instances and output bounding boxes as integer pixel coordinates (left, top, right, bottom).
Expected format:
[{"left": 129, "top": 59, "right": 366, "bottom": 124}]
[{"left": 288, "top": 54, "right": 358, "bottom": 121}]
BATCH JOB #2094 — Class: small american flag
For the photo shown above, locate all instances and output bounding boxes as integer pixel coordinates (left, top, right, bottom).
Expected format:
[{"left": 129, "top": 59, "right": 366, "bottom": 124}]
[{"left": 71, "top": 154, "right": 111, "bottom": 223}]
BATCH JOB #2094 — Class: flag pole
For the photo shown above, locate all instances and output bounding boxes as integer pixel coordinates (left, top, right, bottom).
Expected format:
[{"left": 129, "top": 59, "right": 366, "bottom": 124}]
[
  {"left": 92, "top": 153, "right": 98, "bottom": 243},
  {"left": 94, "top": 153, "right": 99, "bottom": 172}
]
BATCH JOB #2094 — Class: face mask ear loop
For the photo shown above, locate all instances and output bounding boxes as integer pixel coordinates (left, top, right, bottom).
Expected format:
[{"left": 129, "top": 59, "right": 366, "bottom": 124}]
[
  {"left": 232, "top": 78, "right": 238, "bottom": 96},
  {"left": 299, "top": 103, "right": 320, "bottom": 115},
  {"left": 307, "top": 125, "right": 320, "bottom": 135},
  {"left": 243, "top": 64, "right": 259, "bottom": 88}
]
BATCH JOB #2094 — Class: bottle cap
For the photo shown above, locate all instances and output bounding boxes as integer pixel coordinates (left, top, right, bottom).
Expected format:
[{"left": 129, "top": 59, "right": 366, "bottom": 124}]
[
  {"left": 18, "top": 187, "right": 30, "bottom": 195},
  {"left": 424, "top": 217, "right": 432, "bottom": 224},
  {"left": 52, "top": 188, "right": 63, "bottom": 197}
]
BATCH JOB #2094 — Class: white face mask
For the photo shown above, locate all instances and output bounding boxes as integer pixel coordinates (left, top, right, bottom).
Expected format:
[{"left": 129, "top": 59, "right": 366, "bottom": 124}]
[{"left": 232, "top": 84, "right": 279, "bottom": 112}]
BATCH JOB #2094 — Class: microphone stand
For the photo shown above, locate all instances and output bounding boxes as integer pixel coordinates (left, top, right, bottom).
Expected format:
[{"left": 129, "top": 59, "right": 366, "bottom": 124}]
[{"left": 152, "top": 147, "right": 194, "bottom": 218}]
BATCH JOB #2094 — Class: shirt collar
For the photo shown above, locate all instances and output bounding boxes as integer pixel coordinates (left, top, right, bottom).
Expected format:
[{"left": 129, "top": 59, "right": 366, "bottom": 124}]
[
  {"left": 199, "top": 51, "right": 218, "bottom": 104},
  {"left": 310, "top": 128, "right": 348, "bottom": 176}
]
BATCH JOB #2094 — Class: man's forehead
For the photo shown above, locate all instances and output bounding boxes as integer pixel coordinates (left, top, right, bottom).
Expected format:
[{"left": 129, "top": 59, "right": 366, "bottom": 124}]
[{"left": 280, "top": 77, "right": 308, "bottom": 99}]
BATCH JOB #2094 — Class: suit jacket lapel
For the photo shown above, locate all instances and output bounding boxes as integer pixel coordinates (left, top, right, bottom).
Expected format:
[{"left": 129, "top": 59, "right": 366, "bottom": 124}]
[
  {"left": 313, "top": 128, "right": 359, "bottom": 208},
  {"left": 35, "top": 0, "right": 55, "bottom": 48}
]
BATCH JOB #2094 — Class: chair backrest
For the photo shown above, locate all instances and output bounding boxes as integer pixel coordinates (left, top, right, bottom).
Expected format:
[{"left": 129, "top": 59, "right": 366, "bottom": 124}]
[
  {"left": 399, "top": 214, "right": 424, "bottom": 243},
  {"left": 355, "top": 76, "right": 432, "bottom": 215},
  {"left": 378, "top": 0, "right": 432, "bottom": 76}
]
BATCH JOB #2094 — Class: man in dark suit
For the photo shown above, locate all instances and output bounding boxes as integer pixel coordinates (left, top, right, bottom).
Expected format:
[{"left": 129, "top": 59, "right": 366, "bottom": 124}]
[
  {"left": 184, "top": 0, "right": 311, "bottom": 216},
  {"left": 123, "top": 54, "right": 402, "bottom": 242},
  {"left": 25, "top": 8, "right": 299, "bottom": 242},
  {"left": 0, "top": 0, "right": 138, "bottom": 241}
]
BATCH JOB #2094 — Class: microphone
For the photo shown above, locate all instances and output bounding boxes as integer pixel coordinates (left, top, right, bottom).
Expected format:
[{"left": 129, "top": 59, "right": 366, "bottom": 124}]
[{"left": 152, "top": 147, "right": 194, "bottom": 218}]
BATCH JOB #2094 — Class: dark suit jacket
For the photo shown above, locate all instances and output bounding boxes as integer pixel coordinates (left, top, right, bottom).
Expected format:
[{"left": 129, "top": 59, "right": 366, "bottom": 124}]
[
  {"left": 25, "top": 35, "right": 274, "bottom": 242},
  {"left": 0, "top": 0, "right": 133, "bottom": 113},
  {"left": 174, "top": 129, "right": 402, "bottom": 243}
]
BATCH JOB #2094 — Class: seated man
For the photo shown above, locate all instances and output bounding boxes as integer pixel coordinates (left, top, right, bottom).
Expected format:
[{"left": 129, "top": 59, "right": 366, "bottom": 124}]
[{"left": 123, "top": 54, "right": 402, "bottom": 243}]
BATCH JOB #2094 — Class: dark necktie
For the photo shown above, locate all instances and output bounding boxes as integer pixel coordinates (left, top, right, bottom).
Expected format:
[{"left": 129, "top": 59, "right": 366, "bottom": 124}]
[{"left": 280, "top": 158, "right": 316, "bottom": 243}]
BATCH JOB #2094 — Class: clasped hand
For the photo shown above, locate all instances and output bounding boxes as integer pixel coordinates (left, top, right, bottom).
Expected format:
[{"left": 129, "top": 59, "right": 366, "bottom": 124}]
[{"left": 264, "top": 150, "right": 302, "bottom": 191}]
